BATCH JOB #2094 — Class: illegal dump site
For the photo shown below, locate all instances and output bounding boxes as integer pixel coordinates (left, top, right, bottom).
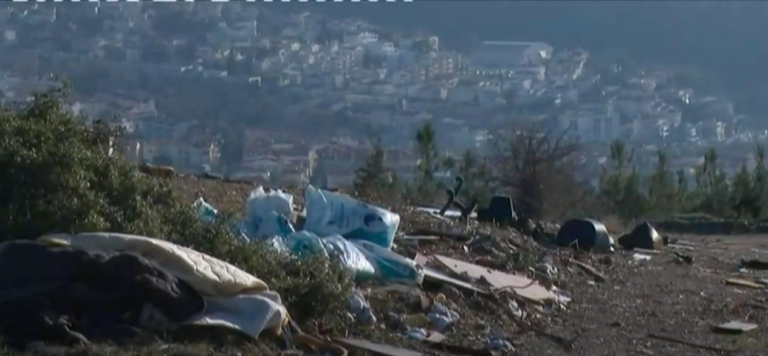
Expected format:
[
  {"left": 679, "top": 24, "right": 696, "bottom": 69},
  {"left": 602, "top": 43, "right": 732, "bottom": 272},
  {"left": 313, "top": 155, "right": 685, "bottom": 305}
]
[
  {"left": 1, "top": 92, "right": 767, "bottom": 356},
  {"left": 4, "top": 176, "right": 768, "bottom": 356}
]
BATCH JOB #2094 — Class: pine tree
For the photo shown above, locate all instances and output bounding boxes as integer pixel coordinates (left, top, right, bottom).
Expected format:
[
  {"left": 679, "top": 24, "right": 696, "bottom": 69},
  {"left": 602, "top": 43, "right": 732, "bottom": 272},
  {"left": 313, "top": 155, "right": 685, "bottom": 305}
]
[
  {"left": 675, "top": 168, "right": 690, "bottom": 210},
  {"left": 647, "top": 150, "right": 676, "bottom": 214},
  {"left": 751, "top": 144, "right": 767, "bottom": 219},
  {"left": 730, "top": 163, "right": 753, "bottom": 220},
  {"left": 415, "top": 121, "right": 440, "bottom": 200},
  {"left": 353, "top": 141, "right": 396, "bottom": 201},
  {"left": 694, "top": 148, "right": 731, "bottom": 217},
  {"left": 457, "top": 149, "right": 491, "bottom": 205}
]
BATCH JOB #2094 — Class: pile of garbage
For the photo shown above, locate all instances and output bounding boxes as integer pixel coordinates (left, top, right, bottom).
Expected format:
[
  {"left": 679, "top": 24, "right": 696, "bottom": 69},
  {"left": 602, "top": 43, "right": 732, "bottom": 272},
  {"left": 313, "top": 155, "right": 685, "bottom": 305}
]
[
  {"left": 0, "top": 233, "right": 288, "bottom": 348},
  {"left": 0, "top": 182, "right": 684, "bottom": 355},
  {"left": 195, "top": 185, "right": 425, "bottom": 285},
  {"left": 192, "top": 185, "right": 579, "bottom": 354}
]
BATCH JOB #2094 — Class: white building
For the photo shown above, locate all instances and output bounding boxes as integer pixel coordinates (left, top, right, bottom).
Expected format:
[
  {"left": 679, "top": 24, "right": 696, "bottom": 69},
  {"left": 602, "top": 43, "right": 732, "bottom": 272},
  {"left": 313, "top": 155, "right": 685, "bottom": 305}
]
[
  {"left": 558, "top": 101, "right": 620, "bottom": 142},
  {"left": 471, "top": 41, "right": 553, "bottom": 70}
]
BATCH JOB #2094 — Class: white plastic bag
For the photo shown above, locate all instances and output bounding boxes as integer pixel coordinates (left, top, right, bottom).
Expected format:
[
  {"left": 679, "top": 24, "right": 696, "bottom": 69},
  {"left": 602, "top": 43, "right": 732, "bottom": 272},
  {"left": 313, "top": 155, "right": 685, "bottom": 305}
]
[
  {"left": 194, "top": 197, "right": 218, "bottom": 224},
  {"left": 303, "top": 185, "right": 400, "bottom": 249},
  {"left": 242, "top": 187, "right": 296, "bottom": 240}
]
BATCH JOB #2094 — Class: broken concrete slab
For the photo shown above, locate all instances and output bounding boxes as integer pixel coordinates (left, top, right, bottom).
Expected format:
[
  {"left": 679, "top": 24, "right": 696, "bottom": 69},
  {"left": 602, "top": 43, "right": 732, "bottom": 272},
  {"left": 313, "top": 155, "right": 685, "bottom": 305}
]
[
  {"left": 434, "top": 255, "right": 554, "bottom": 303},
  {"left": 713, "top": 321, "right": 758, "bottom": 334}
]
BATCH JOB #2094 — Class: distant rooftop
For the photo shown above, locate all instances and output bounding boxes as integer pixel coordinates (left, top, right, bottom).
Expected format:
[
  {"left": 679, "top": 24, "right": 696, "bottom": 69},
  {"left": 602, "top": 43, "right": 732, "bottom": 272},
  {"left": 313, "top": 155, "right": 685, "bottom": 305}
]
[{"left": 480, "top": 41, "right": 551, "bottom": 47}]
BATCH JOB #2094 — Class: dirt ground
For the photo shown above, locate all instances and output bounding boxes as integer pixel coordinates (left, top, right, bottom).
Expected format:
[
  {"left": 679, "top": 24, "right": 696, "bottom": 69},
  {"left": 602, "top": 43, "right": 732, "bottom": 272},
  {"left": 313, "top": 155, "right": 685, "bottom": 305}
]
[{"left": 523, "top": 233, "right": 768, "bottom": 356}]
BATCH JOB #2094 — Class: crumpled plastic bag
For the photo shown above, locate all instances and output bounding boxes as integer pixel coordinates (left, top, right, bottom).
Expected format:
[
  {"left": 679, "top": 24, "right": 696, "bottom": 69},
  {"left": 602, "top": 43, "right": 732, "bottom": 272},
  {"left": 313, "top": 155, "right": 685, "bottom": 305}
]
[
  {"left": 351, "top": 239, "right": 424, "bottom": 285},
  {"left": 282, "top": 232, "right": 422, "bottom": 284},
  {"left": 303, "top": 185, "right": 400, "bottom": 249},
  {"left": 284, "top": 231, "right": 377, "bottom": 279},
  {"left": 241, "top": 187, "right": 295, "bottom": 241},
  {"left": 194, "top": 198, "right": 250, "bottom": 241},
  {"left": 194, "top": 197, "right": 218, "bottom": 224}
]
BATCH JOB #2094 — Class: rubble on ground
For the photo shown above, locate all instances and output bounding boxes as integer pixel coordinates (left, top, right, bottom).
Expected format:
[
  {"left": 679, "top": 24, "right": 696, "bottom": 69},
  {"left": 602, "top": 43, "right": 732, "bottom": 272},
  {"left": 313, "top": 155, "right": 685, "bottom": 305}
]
[{"left": 4, "top": 178, "right": 768, "bottom": 356}]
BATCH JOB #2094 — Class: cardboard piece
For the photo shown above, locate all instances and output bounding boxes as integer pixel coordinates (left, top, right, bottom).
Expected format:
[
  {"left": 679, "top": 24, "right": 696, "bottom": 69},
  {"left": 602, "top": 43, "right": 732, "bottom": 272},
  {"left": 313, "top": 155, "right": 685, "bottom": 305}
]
[{"left": 434, "top": 255, "right": 554, "bottom": 302}]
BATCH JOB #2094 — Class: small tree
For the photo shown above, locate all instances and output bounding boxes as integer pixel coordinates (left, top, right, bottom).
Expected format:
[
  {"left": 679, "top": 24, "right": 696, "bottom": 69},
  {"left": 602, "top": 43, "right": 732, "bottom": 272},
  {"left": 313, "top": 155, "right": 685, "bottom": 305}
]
[
  {"left": 693, "top": 148, "right": 730, "bottom": 217},
  {"left": 647, "top": 150, "right": 677, "bottom": 215},
  {"left": 730, "top": 163, "right": 754, "bottom": 220},
  {"left": 493, "top": 124, "right": 582, "bottom": 220},
  {"left": 353, "top": 141, "right": 397, "bottom": 202},
  {"left": 751, "top": 144, "right": 767, "bottom": 219},
  {"left": 599, "top": 140, "right": 647, "bottom": 219},
  {"left": 457, "top": 149, "right": 492, "bottom": 205},
  {"left": 675, "top": 168, "right": 691, "bottom": 209},
  {"left": 415, "top": 121, "right": 440, "bottom": 201}
]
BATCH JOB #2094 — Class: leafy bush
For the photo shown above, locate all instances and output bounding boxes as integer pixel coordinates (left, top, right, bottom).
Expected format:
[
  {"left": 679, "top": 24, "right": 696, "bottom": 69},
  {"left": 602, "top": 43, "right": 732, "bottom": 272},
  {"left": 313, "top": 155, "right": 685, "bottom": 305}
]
[{"left": 0, "top": 86, "right": 352, "bottom": 326}]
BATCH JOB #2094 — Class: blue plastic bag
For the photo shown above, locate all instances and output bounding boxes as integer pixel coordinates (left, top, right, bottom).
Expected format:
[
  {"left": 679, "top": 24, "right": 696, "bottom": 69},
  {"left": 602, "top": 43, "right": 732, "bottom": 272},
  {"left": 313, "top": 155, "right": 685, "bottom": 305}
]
[
  {"left": 242, "top": 187, "right": 296, "bottom": 240},
  {"left": 284, "top": 231, "right": 377, "bottom": 279},
  {"left": 303, "top": 185, "right": 400, "bottom": 249}
]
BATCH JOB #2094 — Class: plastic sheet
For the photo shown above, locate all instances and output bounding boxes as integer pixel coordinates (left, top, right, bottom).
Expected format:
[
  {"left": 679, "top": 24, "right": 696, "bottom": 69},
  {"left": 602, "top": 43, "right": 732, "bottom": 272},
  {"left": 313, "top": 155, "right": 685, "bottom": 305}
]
[{"left": 303, "top": 185, "right": 400, "bottom": 249}]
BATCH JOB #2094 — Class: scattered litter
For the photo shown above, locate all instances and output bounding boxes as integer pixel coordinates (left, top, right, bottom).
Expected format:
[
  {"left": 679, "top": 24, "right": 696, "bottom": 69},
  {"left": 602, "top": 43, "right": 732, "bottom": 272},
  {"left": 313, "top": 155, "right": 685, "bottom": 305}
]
[
  {"left": 632, "top": 253, "right": 652, "bottom": 261},
  {"left": 405, "top": 328, "right": 428, "bottom": 340},
  {"left": 427, "top": 302, "right": 460, "bottom": 331},
  {"left": 740, "top": 258, "right": 768, "bottom": 270},
  {"left": 647, "top": 332, "right": 736, "bottom": 353},
  {"left": 713, "top": 321, "right": 758, "bottom": 334},
  {"left": 618, "top": 222, "right": 665, "bottom": 250},
  {"left": 673, "top": 251, "right": 694, "bottom": 264},
  {"left": 406, "top": 228, "right": 473, "bottom": 242},
  {"left": 414, "top": 206, "right": 477, "bottom": 219},
  {"left": 633, "top": 248, "right": 661, "bottom": 255},
  {"left": 334, "top": 337, "right": 424, "bottom": 356},
  {"left": 424, "top": 331, "right": 446, "bottom": 343},
  {"left": 434, "top": 255, "right": 555, "bottom": 303},
  {"left": 668, "top": 244, "right": 695, "bottom": 251},
  {"left": 555, "top": 219, "right": 613, "bottom": 253},
  {"left": 571, "top": 259, "right": 607, "bottom": 283},
  {"left": 725, "top": 278, "right": 764, "bottom": 289},
  {"left": 486, "top": 337, "right": 515, "bottom": 352},
  {"left": 194, "top": 197, "right": 218, "bottom": 224},
  {"left": 348, "top": 291, "right": 376, "bottom": 325}
]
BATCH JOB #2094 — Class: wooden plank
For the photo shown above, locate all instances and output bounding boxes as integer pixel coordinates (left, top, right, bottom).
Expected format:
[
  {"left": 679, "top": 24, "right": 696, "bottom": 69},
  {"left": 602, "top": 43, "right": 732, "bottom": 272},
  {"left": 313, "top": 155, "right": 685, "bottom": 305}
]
[{"left": 725, "top": 278, "right": 764, "bottom": 289}]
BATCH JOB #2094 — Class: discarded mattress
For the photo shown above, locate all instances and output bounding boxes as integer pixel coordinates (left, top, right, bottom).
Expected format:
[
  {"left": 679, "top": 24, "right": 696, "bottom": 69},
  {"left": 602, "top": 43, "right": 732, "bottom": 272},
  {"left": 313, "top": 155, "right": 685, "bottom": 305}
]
[
  {"left": 617, "top": 222, "right": 664, "bottom": 250},
  {"left": 0, "top": 239, "right": 206, "bottom": 346},
  {"left": 555, "top": 219, "right": 613, "bottom": 253},
  {"left": 39, "top": 232, "right": 289, "bottom": 338}
]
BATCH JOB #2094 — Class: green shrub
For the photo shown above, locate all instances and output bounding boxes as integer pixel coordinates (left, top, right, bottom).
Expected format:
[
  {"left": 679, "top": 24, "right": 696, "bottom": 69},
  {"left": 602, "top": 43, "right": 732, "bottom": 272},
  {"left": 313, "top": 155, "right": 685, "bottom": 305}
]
[{"left": 0, "top": 86, "right": 352, "bottom": 326}]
